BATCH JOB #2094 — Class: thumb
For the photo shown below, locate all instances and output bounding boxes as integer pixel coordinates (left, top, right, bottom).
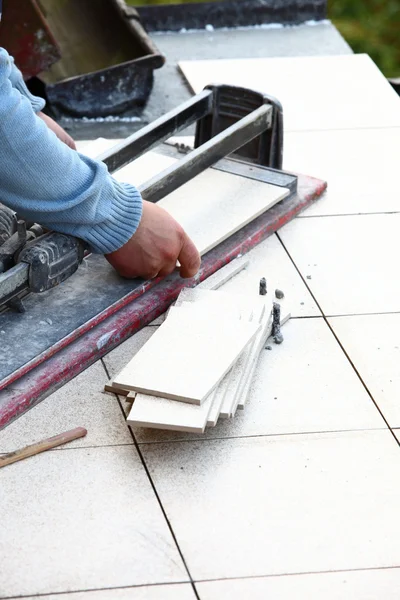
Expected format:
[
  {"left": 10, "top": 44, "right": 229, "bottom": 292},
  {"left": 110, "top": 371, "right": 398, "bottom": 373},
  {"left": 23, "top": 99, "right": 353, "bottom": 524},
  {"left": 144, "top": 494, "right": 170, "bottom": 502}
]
[{"left": 178, "top": 232, "right": 201, "bottom": 278}]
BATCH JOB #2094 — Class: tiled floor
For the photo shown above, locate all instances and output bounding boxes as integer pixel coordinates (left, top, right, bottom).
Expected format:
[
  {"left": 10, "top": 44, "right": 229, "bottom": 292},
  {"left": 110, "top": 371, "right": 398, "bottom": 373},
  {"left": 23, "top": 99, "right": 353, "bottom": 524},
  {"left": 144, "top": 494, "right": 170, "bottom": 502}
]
[
  {"left": 19, "top": 586, "right": 197, "bottom": 600},
  {"left": 178, "top": 54, "right": 400, "bottom": 131},
  {"left": 2, "top": 39, "right": 400, "bottom": 600}
]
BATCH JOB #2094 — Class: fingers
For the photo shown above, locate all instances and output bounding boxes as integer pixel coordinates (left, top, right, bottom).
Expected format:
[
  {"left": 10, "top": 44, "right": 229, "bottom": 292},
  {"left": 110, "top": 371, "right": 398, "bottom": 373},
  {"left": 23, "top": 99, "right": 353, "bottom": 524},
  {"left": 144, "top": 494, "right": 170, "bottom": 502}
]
[
  {"left": 67, "top": 137, "right": 77, "bottom": 151},
  {"left": 178, "top": 233, "right": 201, "bottom": 278},
  {"left": 158, "top": 261, "right": 178, "bottom": 278}
]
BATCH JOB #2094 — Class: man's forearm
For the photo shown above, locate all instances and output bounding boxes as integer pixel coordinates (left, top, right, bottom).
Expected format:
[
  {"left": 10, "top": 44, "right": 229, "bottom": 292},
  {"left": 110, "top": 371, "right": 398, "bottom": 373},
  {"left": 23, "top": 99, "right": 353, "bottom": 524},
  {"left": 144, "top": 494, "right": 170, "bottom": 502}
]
[{"left": 0, "top": 47, "right": 142, "bottom": 254}]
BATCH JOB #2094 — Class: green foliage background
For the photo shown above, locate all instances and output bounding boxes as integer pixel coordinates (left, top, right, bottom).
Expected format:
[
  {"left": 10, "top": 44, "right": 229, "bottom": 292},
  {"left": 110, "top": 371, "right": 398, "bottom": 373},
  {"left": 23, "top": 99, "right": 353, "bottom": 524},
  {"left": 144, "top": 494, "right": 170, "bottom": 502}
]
[
  {"left": 330, "top": 0, "right": 400, "bottom": 77},
  {"left": 127, "top": 0, "right": 400, "bottom": 77}
]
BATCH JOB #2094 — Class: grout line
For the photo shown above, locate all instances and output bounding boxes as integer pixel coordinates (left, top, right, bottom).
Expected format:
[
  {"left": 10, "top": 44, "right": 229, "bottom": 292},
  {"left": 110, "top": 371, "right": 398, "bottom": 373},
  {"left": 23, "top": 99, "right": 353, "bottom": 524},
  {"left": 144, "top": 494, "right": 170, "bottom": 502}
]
[
  {"left": 136, "top": 427, "right": 389, "bottom": 446},
  {"left": 294, "top": 311, "right": 400, "bottom": 319},
  {"left": 0, "top": 441, "right": 135, "bottom": 457},
  {"left": 193, "top": 564, "right": 400, "bottom": 585},
  {"left": 297, "top": 211, "right": 400, "bottom": 219},
  {"left": 275, "top": 232, "right": 400, "bottom": 448},
  {"left": 0, "top": 427, "right": 390, "bottom": 456},
  {"left": 100, "top": 358, "right": 201, "bottom": 600},
  {"left": 0, "top": 580, "right": 191, "bottom": 600},
  {"left": 291, "top": 314, "right": 322, "bottom": 320},
  {"left": 326, "top": 310, "right": 400, "bottom": 318}
]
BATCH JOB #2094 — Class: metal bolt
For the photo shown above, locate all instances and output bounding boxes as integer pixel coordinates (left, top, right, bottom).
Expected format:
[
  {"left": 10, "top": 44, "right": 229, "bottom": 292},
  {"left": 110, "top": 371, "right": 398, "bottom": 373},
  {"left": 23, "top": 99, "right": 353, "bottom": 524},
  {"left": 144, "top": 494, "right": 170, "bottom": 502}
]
[
  {"left": 259, "top": 277, "right": 267, "bottom": 296},
  {"left": 272, "top": 302, "right": 284, "bottom": 344}
]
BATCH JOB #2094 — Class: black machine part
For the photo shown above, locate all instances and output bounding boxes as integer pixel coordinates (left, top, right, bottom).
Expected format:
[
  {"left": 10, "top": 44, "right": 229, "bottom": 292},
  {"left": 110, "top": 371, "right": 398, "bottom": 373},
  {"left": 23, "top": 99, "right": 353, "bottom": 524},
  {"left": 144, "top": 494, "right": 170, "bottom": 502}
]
[
  {"left": 17, "top": 232, "right": 86, "bottom": 294},
  {"left": 0, "top": 84, "right": 293, "bottom": 310},
  {"left": 0, "top": 204, "right": 17, "bottom": 246}
]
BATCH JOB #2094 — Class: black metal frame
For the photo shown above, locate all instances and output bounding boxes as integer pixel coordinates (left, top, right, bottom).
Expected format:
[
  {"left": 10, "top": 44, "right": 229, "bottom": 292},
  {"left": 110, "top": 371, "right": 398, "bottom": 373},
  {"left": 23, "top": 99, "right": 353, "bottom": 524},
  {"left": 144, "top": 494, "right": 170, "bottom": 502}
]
[{"left": 100, "top": 84, "right": 284, "bottom": 202}]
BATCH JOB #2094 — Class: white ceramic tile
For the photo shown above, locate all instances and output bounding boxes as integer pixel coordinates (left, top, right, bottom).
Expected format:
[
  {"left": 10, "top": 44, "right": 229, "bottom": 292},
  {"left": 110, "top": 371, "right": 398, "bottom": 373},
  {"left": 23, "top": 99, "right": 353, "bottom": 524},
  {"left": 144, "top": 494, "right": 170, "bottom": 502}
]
[
  {"left": 157, "top": 171, "right": 288, "bottom": 256},
  {"left": 102, "top": 327, "right": 157, "bottom": 381},
  {"left": 220, "top": 302, "right": 273, "bottom": 418},
  {"left": 77, "top": 141, "right": 177, "bottom": 189},
  {"left": 179, "top": 54, "right": 400, "bottom": 132},
  {"left": 329, "top": 314, "right": 400, "bottom": 427},
  {"left": 196, "top": 569, "right": 400, "bottom": 600},
  {"left": 135, "top": 318, "right": 383, "bottom": 443},
  {"left": 204, "top": 233, "right": 320, "bottom": 318},
  {"left": 114, "top": 152, "right": 177, "bottom": 188},
  {"left": 146, "top": 257, "right": 251, "bottom": 330},
  {"left": 279, "top": 213, "right": 400, "bottom": 316},
  {"left": 114, "top": 308, "right": 260, "bottom": 403},
  {"left": 142, "top": 430, "right": 400, "bottom": 580},
  {"left": 77, "top": 138, "right": 122, "bottom": 158},
  {"left": 22, "top": 583, "right": 195, "bottom": 600},
  {"left": 127, "top": 389, "right": 216, "bottom": 434},
  {"left": 0, "top": 446, "right": 187, "bottom": 597},
  {"left": 197, "top": 256, "right": 249, "bottom": 290},
  {"left": 284, "top": 128, "right": 400, "bottom": 216},
  {"left": 0, "top": 361, "right": 131, "bottom": 453}
]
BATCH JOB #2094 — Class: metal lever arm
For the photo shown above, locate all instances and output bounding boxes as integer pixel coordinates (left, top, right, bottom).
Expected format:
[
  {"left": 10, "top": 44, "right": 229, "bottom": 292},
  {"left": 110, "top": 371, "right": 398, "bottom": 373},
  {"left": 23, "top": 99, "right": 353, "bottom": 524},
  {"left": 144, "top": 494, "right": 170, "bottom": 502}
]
[{"left": 98, "top": 90, "right": 213, "bottom": 173}]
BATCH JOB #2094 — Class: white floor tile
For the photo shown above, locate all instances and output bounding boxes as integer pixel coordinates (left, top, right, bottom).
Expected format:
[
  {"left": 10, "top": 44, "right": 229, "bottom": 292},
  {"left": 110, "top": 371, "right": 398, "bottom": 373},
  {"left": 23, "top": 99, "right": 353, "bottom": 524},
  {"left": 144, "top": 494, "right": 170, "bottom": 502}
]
[
  {"left": 135, "top": 318, "right": 384, "bottom": 443},
  {"left": 197, "top": 233, "right": 320, "bottom": 318},
  {"left": 21, "top": 583, "right": 195, "bottom": 600},
  {"left": 329, "top": 314, "right": 400, "bottom": 427},
  {"left": 0, "top": 446, "right": 188, "bottom": 597},
  {"left": 196, "top": 569, "right": 400, "bottom": 599},
  {"left": 279, "top": 213, "right": 400, "bottom": 316},
  {"left": 0, "top": 361, "right": 131, "bottom": 453},
  {"left": 209, "top": 317, "right": 383, "bottom": 435},
  {"left": 142, "top": 430, "right": 400, "bottom": 580},
  {"left": 179, "top": 54, "right": 400, "bottom": 132},
  {"left": 284, "top": 128, "right": 400, "bottom": 216}
]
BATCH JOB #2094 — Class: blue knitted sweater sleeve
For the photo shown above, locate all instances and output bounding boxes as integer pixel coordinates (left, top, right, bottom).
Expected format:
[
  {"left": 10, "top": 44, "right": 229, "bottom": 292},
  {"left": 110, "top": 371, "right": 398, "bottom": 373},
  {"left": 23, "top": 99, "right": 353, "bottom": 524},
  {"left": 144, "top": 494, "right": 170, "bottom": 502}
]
[
  {"left": 7, "top": 53, "right": 46, "bottom": 113},
  {"left": 0, "top": 48, "right": 142, "bottom": 254}
]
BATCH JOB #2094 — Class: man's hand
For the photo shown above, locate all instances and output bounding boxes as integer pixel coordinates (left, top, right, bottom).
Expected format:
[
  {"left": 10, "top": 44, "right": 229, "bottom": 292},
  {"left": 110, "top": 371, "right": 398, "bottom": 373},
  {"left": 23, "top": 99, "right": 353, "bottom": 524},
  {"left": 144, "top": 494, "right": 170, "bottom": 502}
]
[
  {"left": 37, "top": 112, "right": 76, "bottom": 150},
  {"left": 105, "top": 200, "right": 201, "bottom": 280}
]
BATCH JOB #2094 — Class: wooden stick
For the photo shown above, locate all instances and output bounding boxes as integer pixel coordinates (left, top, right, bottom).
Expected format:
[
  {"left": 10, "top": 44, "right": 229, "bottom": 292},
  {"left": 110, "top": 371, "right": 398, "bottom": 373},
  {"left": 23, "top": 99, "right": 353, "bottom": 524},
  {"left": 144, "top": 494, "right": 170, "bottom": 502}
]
[{"left": 0, "top": 427, "right": 87, "bottom": 469}]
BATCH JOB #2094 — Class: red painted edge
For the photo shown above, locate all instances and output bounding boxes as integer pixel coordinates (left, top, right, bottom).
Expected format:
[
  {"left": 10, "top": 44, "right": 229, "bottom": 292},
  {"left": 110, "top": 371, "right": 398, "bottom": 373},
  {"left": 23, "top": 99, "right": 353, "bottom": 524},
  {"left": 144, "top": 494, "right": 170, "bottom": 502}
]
[{"left": 0, "top": 174, "right": 326, "bottom": 430}]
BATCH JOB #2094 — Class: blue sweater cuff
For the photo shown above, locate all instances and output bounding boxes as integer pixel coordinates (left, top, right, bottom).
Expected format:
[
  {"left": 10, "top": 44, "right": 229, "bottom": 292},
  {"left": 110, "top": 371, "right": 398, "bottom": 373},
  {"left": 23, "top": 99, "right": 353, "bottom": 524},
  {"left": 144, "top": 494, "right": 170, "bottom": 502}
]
[{"left": 78, "top": 180, "right": 143, "bottom": 254}]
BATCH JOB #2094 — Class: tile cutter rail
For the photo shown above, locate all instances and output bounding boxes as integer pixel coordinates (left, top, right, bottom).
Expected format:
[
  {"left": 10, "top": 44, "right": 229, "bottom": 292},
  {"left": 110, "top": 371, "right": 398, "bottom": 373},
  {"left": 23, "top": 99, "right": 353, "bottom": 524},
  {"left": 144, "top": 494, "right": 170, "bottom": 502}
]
[{"left": 0, "top": 85, "right": 327, "bottom": 429}]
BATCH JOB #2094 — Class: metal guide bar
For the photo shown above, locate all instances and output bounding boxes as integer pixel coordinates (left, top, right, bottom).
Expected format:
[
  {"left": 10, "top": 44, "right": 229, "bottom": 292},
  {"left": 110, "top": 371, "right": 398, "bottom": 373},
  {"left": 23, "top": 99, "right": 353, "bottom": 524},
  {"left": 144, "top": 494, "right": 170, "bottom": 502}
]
[
  {"left": 213, "top": 158, "right": 298, "bottom": 193},
  {"left": 139, "top": 103, "right": 272, "bottom": 203}
]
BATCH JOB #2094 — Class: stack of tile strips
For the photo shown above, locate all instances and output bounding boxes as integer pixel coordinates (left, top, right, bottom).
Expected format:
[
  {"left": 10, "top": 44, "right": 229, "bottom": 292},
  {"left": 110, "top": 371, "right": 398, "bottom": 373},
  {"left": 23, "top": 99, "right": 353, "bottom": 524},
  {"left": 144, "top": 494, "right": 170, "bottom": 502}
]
[{"left": 106, "top": 259, "right": 290, "bottom": 433}]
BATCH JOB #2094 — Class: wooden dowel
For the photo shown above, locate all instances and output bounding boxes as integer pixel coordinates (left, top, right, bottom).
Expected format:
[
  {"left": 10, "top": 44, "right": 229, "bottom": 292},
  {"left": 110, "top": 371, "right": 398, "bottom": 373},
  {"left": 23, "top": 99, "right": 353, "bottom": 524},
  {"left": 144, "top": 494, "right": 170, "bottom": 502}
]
[{"left": 0, "top": 427, "right": 87, "bottom": 469}]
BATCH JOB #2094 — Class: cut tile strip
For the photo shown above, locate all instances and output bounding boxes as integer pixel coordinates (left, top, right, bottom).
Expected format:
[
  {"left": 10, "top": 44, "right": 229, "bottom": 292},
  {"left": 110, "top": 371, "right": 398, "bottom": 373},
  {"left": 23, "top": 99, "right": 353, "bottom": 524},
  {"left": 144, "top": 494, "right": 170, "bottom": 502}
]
[
  {"left": 219, "top": 302, "right": 269, "bottom": 419},
  {"left": 105, "top": 257, "right": 250, "bottom": 392},
  {"left": 113, "top": 302, "right": 260, "bottom": 404},
  {"left": 236, "top": 308, "right": 291, "bottom": 412},
  {"left": 127, "top": 388, "right": 217, "bottom": 434}
]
